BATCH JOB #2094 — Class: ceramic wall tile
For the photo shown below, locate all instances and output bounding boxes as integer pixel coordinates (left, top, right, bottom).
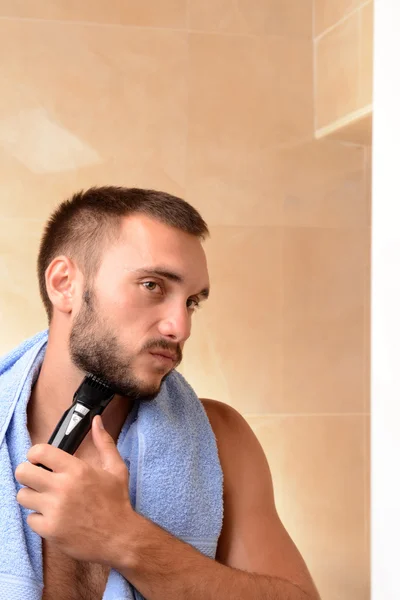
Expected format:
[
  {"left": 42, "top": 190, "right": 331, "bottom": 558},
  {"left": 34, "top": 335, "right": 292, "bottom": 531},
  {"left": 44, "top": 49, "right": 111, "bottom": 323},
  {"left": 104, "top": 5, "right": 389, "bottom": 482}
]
[
  {"left": 315, "top": 11, "right": 360, "bottom": 129},
  {"left": 280, "top": 140, "right": 367, "bottom": 228},
  {"left": 0, "top": 219, "right": 47, "bottom": 354},
  {"left": 360, "top": 1, "right": 374, "bottom": 107},
  {"left": 188, "top": 0, "right": 312, "bottom": 37},
  {"left": 0, "top": 20, "right": 188, "bottom": 218},
  {"left": 282, "top": 227, "right": 366, "bottom": 413},
  {"left": 186, "top": 33, "right": 313, "bottom": 226},
  {"left": 0, "top": 0, "right": 187, "bottom": 28},
  {"left": 246, "top": 414, "right": 369, "bottom": 600},
  {"left": 314, "top": 0, "right": 364, "bottom": 36}
]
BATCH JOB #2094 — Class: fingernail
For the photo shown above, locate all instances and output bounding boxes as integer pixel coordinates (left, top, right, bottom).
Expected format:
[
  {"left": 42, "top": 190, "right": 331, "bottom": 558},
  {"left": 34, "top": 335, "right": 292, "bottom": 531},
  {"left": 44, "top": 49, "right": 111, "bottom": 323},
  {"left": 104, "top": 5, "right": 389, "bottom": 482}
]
[{"left": 97, "top": 416, "right": 104, "bottom": 429}]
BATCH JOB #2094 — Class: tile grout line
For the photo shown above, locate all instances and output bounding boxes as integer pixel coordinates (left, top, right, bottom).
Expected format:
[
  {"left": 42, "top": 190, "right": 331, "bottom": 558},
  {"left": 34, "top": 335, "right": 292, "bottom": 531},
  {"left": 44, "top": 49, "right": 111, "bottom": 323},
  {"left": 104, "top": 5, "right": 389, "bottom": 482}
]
[
  {"left": 0, "top": 218, "right": 44, "bottom": 222},
  {"left": 314, "top": 0, "right": 372, "bottom": 42},
  {"left": 364, "top": 414, "right": 370, "bottom": 562},
  {"left": 363, "top": 131, "right": 371, "bottom": 557},
  {"left": 312, "top": 0, "right": 315, "bottom": 40},
  {"left": 357, "top": 7, "right": 363, "bottom": 115},
  {"left": 184, "top": 0, "right": 189, "bottom": 30},
  {"left": 312, "top": 0, "right": 318, "bottom": 133},
  {"left": 363, "top": 145, "right": 370, "bottom": 413},
  {"left": 244, "top": 412, "right": 371, "bottom": 418},
  {"left": 0, "top": 15, "right": 314, "bottom": 40},
  {"left": 0, "top": 15, "right": 250, "bottom": 36},
  {"left": 182, "top": 20, "right": 190, "bottom": 199},
  {"left": 183, "top": 0, "right": 190, "bottom": 203},
  {"left": 208, "top": 225, "right": 369, "bottom": 231},
  {"left": 280, "top": 220, "right": 284, "bottom": 415}
]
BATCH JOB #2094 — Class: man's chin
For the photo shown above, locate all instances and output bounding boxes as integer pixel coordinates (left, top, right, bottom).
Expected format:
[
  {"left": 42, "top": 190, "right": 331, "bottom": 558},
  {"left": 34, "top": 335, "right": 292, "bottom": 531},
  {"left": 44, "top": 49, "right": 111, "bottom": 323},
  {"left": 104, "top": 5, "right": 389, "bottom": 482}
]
[
  {"left": 138, "top": 373, "right": 168, "bottom": 396},
  {"left": 121, "top": 373, "right": 168, "bottom": 401},
  {"left": 142, "top": 369, "right": 175, "bottom": 398}
]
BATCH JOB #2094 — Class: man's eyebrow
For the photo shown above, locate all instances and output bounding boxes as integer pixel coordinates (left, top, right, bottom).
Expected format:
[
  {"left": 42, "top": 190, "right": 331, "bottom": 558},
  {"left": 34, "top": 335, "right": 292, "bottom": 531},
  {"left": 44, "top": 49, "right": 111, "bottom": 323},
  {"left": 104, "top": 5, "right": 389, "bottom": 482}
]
[{"left": 126, "top": 266, "right": 210, "bottom": 299}]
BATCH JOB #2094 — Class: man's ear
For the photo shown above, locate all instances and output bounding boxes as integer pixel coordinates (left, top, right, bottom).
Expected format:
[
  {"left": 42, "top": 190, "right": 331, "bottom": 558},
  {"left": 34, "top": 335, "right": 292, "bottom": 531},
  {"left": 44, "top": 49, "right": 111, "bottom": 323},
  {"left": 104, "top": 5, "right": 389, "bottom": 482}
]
[{"left": 45, "top": 256, "right": 80, "bottom": 315}]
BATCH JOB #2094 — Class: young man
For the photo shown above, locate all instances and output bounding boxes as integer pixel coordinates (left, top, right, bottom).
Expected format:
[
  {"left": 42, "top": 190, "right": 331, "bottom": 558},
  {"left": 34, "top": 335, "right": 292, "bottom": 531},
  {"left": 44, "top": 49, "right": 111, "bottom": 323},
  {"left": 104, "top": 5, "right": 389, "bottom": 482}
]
[{"left": 0, "top": 187, "right": 320, "bottom": 600}]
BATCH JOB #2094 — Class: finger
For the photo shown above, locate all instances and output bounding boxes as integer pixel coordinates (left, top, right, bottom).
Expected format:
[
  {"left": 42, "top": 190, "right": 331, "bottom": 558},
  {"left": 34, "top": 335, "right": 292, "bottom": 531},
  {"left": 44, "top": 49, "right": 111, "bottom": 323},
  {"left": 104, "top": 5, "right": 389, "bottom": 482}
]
[
  {"left": 92, "top": 416, "right": 125, "bottom": 473},
  {"left": 26, "top": 512, "right": 48, "bottom": 538},
  {"left": 15, "top": 461, "right": 53, "bottom": 492},
  {"left": 16, "top": 486, "right": 43, "bottom": 513},
  {"left": 27, "top": 443, "right": 80, "bottom": 473}
]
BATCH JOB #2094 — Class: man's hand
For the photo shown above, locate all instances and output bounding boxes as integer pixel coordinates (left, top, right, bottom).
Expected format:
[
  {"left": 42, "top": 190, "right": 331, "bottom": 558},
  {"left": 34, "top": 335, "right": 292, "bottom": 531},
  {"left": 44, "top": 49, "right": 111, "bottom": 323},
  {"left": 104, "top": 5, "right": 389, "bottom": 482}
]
[{"left": 15, "top": 416, "right": 134, "bottom": 566}]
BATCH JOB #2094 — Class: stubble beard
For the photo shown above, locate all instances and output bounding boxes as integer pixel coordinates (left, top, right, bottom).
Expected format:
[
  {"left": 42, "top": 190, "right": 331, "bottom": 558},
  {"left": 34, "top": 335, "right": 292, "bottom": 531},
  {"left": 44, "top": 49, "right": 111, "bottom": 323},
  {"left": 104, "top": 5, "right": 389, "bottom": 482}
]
[{"left": 69, "top": 289, "right": 169, "bottom": 400}]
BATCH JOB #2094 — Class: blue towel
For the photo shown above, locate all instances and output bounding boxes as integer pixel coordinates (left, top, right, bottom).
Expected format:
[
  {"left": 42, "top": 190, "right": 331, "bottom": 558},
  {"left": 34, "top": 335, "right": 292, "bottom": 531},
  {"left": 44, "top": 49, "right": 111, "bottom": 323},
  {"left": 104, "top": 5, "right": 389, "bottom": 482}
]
[{"left": 0, "top": 331, "right": 224, "bottom": 600}]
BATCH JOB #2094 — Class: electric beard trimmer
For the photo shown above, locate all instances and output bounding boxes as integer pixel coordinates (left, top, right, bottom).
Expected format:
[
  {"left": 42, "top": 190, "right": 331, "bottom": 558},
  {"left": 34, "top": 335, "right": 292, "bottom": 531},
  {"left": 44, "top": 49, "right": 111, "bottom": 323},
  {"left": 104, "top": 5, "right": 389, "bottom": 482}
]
[{"left": 37, "top": 375, "right": 116, "bottom": 471}]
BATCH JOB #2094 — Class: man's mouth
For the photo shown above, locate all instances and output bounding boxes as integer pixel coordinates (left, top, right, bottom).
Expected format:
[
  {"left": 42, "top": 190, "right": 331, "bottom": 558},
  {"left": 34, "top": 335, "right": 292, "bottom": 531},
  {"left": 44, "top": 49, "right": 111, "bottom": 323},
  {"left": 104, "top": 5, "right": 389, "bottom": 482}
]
[{"left": 148, "top": 350, "right": 177, "bottom": 365}]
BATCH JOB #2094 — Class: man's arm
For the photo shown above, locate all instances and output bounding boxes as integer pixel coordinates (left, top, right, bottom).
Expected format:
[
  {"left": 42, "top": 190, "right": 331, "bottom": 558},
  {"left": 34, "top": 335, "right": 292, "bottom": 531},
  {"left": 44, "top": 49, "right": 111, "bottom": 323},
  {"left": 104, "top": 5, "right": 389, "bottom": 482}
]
[{"left": 115, "top": 399, "right": 321, "bottom": 600}]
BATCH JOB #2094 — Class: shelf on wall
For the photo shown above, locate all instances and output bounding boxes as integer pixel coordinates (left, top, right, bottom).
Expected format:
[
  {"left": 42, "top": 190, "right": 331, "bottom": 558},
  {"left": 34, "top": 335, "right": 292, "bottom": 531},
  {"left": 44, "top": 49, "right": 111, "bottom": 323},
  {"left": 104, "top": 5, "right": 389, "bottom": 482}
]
[{"left": 315, "top": 104, "right": 373, "bottom": 145}]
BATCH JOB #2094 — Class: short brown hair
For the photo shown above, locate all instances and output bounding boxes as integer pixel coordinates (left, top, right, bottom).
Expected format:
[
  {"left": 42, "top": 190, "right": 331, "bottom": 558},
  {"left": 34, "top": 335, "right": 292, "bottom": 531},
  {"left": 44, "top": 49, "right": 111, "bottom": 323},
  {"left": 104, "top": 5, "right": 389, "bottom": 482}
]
[{"left": 37, "top": 186, "right": 209, "bottom": 322}]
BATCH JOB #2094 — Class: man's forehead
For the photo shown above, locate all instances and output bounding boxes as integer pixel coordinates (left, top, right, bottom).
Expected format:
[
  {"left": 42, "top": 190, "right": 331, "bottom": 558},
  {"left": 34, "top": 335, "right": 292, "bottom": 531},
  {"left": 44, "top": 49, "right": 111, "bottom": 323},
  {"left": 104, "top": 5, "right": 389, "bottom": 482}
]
[
  {"left": 120, "top": 214, "right": 200, "bottom": 248},
  {"left": 121, "top": 213, "right": 183, "bottom": 236}
]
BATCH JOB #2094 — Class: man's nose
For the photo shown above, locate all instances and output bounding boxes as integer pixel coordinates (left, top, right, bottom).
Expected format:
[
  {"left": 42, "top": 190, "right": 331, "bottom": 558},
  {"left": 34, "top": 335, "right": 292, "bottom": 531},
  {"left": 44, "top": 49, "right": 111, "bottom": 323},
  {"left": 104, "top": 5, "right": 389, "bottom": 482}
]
[{"left": 157, "top": 304, "right": 192, "bottom": 343}]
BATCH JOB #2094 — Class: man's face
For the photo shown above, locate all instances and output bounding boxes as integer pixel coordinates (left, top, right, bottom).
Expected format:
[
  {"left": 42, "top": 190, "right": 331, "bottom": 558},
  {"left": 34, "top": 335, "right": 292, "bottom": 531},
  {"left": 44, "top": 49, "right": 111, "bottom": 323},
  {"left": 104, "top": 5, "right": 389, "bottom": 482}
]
[{"left": 69, "top": 214, "right": 210, "bottom": 400}]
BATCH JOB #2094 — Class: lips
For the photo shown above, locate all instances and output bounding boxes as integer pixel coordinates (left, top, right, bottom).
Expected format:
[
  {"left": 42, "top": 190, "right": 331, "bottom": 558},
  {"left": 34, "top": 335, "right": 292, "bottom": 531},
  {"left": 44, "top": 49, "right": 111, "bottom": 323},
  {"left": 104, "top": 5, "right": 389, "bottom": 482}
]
[{"left": 149, "top": 351, "right": 177, "bottom": 362}]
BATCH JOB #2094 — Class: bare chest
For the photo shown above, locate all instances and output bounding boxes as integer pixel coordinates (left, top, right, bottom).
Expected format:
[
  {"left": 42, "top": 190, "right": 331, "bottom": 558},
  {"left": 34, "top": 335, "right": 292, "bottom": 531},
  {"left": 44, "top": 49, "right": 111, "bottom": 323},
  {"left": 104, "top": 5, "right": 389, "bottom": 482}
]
[
  {"left": 42, "top": 540, "right": 110, "bottom": 600},
  {"left": 39, "top": 444, "right": 111, "bottom": 600}
]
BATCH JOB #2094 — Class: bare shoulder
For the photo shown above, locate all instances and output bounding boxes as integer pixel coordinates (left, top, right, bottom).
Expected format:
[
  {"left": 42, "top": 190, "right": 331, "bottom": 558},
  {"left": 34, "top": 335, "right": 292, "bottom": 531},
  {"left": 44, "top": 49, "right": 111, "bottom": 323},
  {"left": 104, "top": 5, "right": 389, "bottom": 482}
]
[
  {"left": 200, "top": 398, "right": 274, "bottom": 499},
  {"left": 200, "top": 398, "right": 245, "bottom": 434},
  {"left": 200, "top": 397, "right": 251, "bottom": 436},
  {"left": 200, "top": 397, "right": 264, "bottom": 451},
  {"left": 199, "top": 398, "right": 320, "bottom": 599}
]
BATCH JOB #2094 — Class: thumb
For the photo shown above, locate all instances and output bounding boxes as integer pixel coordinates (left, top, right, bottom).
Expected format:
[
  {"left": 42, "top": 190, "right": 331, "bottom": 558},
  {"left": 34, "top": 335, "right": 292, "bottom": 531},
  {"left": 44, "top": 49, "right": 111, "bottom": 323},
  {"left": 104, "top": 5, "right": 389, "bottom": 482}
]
[{"left": 92, "top": 415, "right": 124, "bottom": 473}]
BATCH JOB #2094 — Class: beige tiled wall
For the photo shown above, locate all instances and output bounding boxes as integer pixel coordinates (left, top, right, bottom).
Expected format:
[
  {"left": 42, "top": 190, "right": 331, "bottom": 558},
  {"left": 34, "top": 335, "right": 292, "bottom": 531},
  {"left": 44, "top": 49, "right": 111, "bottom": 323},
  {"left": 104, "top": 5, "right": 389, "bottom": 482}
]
[
  {"left": 314, "top": 0, "right": 366, "bottom": 36},
  {"left": 0, "top": 1, "right": 370, "bottom": 598},
  {"left": 315, "top": 0, "right": 373, "bottom": 130}
]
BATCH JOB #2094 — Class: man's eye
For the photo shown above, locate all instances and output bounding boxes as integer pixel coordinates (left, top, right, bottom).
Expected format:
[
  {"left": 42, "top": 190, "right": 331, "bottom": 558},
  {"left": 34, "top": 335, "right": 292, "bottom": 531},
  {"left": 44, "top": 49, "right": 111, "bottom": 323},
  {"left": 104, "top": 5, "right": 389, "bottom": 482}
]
[
  {"left": 142, "top": 281, "right": 160, "bottom": 292},
  {"left": 187, "top": 298, "right": 201, "bottom": 311}
]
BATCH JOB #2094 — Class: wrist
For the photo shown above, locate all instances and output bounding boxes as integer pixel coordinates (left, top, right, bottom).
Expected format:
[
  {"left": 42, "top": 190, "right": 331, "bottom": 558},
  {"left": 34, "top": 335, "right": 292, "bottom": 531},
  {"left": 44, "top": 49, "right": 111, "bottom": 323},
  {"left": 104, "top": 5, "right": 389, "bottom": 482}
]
[{"left": 107, "top": 508, "right": 143, "bottom": 572}]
